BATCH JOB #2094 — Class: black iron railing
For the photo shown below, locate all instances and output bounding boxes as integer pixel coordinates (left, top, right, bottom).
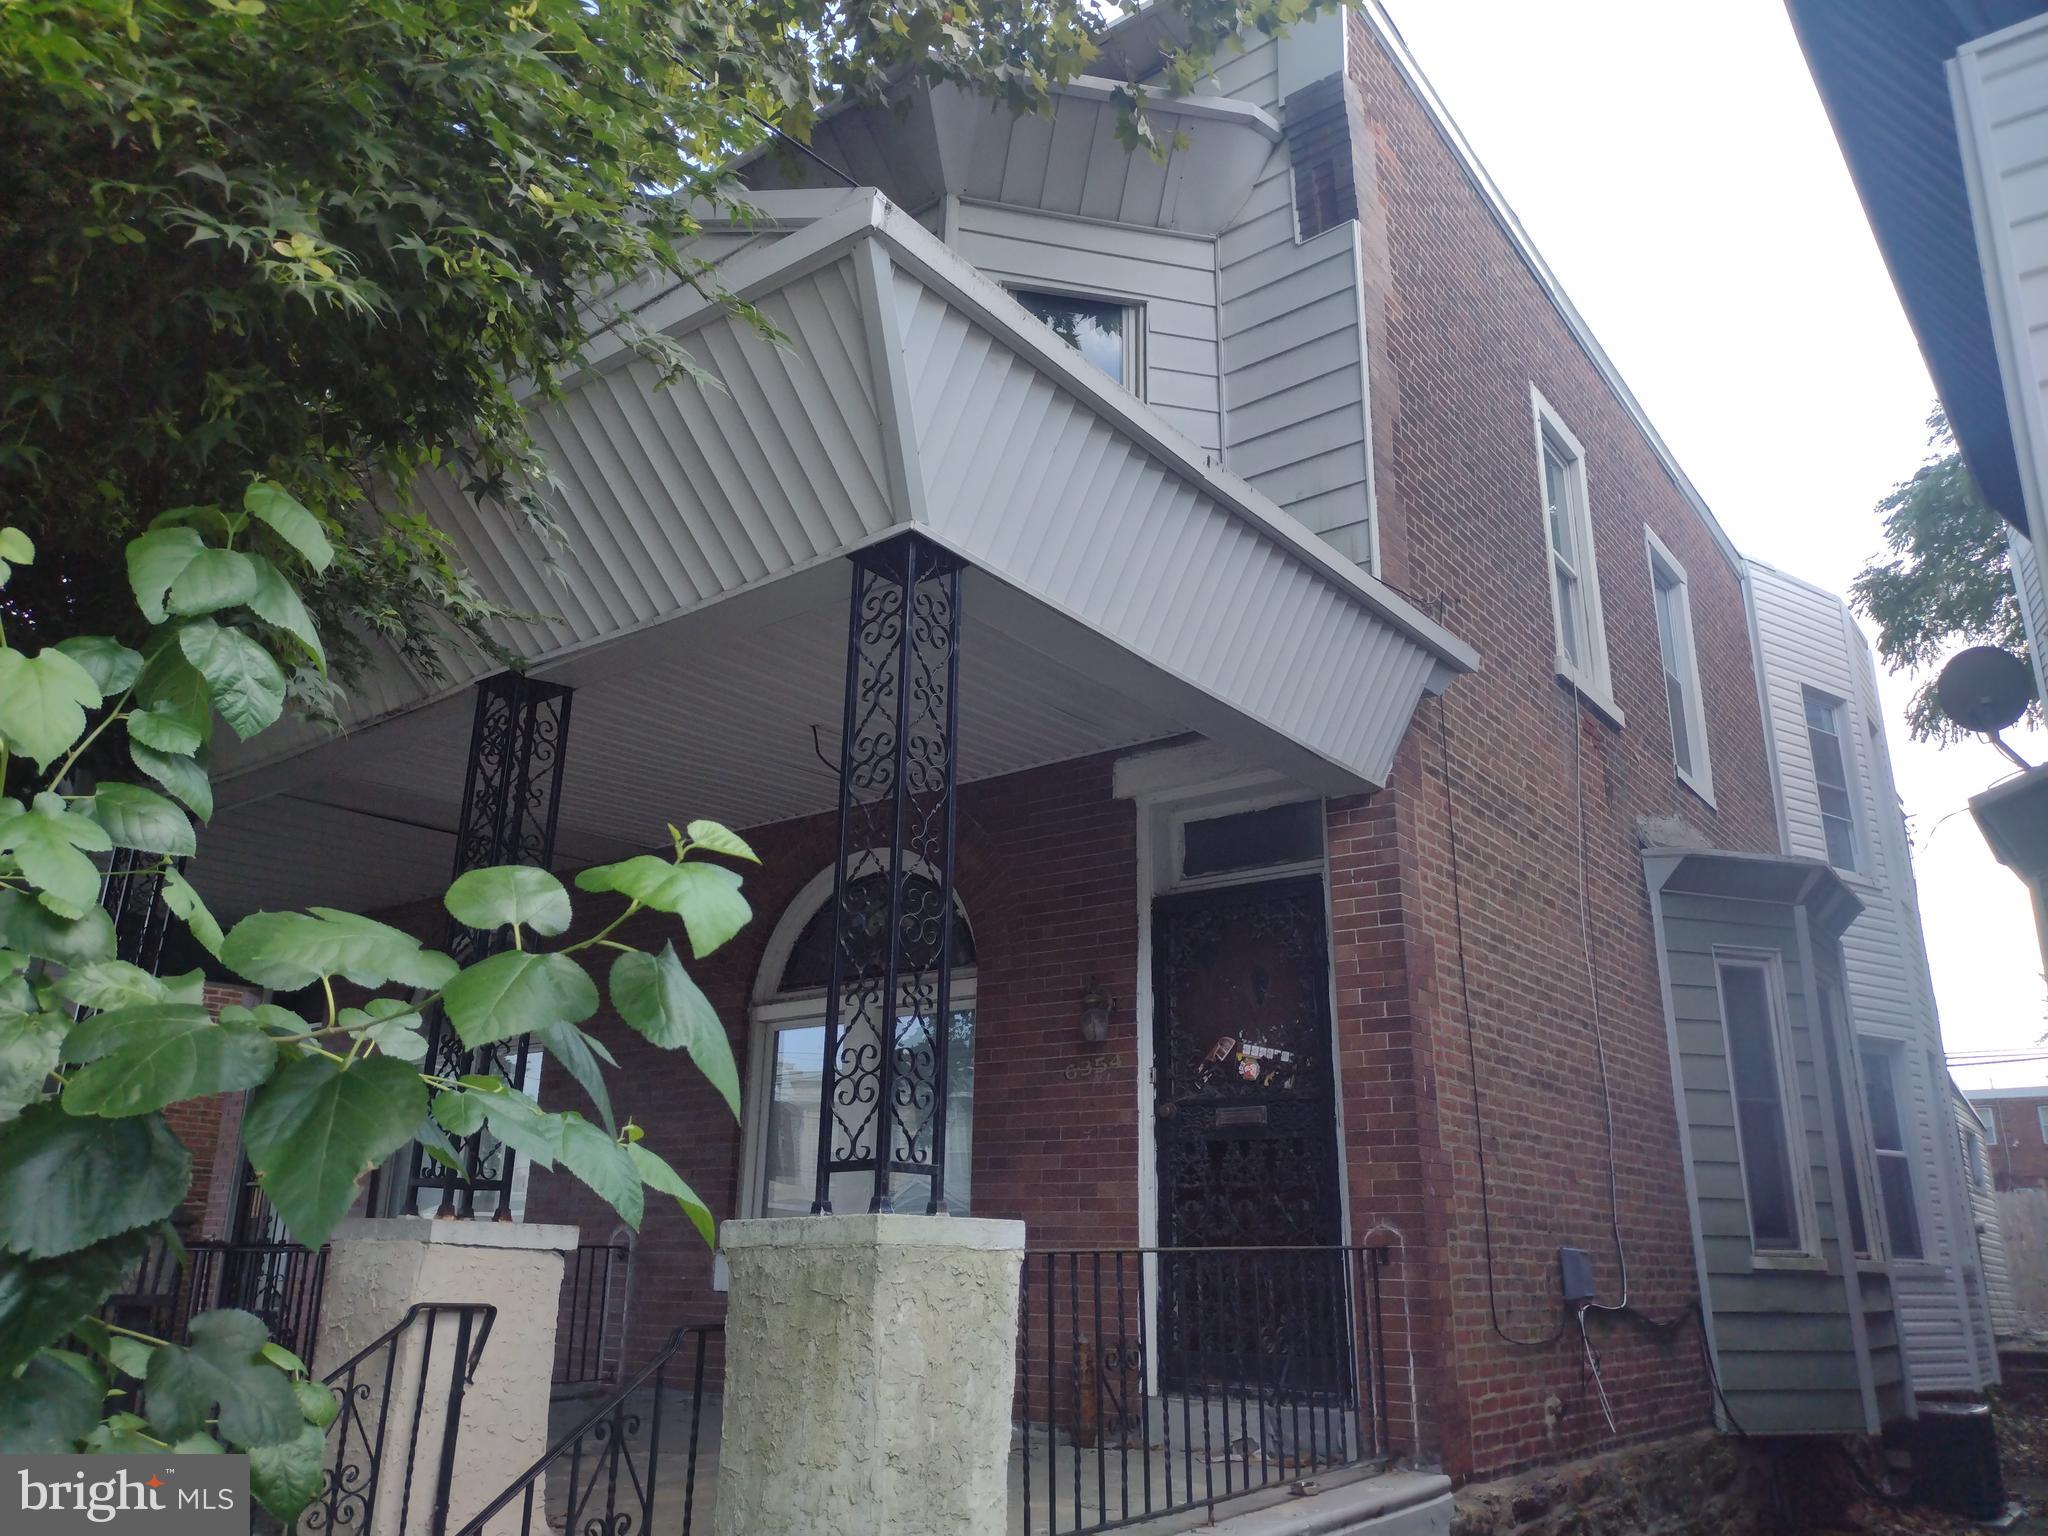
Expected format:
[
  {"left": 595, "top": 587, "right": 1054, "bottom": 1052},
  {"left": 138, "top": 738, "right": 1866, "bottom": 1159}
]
[
  {"left": 553, "top": 1238, "right": 633, "bottom": 1391},
  {"left": 1015, "top": 1246, "right": 1392, "bottom": 1536},
  {"left": 459, "top": 1323, "right": 722, "bottom": 1536},
  {"left": 313, "top": 1302, "right": 497, "bottom": 1536},
  {"left": 100, "top": 1236, "right": 329, "bottom": 1363}
]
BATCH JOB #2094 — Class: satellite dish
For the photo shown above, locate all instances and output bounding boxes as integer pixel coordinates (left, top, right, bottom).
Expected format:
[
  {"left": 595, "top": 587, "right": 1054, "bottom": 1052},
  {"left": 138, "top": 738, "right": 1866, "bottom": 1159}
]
[{"left": 1936, "top": 645, "right": 2033, "bottom": 734}]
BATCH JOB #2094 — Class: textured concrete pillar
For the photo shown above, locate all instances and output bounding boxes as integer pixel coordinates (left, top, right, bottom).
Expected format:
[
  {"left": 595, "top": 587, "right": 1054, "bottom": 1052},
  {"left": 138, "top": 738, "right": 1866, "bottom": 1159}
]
[
  {"left": 313, "top": 1217, "right": 575, "bottom": 1536},
  {"left": 714, "top": 1214, "right": 1024, "bottom": 1536}
]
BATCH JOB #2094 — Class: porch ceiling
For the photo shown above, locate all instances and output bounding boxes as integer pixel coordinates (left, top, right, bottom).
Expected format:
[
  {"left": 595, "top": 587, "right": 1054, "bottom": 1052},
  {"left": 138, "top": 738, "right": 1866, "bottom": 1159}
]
[{"left": 195, "top": 187, "right": 1476, "bottom": 920}]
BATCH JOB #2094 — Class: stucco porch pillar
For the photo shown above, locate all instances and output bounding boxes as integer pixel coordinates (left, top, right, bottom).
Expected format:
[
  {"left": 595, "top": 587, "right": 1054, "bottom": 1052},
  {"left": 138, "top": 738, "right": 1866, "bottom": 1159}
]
[{"left": 713, "top": 1213, "right": 1024, "bottom": 1536}]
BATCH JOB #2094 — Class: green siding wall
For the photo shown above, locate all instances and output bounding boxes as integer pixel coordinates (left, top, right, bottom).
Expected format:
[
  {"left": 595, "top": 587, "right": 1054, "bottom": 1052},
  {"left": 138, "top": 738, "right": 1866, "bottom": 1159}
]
[{"left": 1660, "top": 889, "right": 1883, "bottom": 1436}]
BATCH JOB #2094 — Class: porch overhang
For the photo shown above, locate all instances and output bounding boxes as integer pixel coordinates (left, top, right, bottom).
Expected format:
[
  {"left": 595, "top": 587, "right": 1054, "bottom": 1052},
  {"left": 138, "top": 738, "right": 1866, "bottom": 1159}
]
[{"left": 199, "top": 189, "right": 1473, "bottom": 919}]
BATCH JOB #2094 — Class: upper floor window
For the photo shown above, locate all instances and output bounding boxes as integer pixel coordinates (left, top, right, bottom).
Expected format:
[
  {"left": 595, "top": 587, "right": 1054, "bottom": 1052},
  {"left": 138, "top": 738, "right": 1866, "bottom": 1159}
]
[
  {"left": 1014, "top": 289, "right": 1135, "bottom": 389},
  {"left": 1860, "top": 1042, "right": 1922, "bottom": 1260},
  {"left": 1530, "top": 389, "right": 1614, "bottom": 709},
  {"left": 1975, "top": 1102, "right": 1999, "bottom": 1145},
  {"left": 1645, "top": 529, "right": 1712, "bottom": 798},
  {"left": 1716, "top": 955, "right": 1808, "bottom": 1254},
  {"left": 1802, "top": 688, "right": 1861, "bottom": 872}
]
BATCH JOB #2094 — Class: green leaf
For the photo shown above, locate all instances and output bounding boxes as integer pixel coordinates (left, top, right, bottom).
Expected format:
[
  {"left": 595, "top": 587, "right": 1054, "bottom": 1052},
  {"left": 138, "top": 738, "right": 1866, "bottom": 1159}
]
[
  {"left": 242, "top": 1056, "right": 424, "bottom": 1249},
  {"left": 0, "top": 1350, "right": 100, "bottom": 1451},
  {"left": 441, "top": 949, "right": 596, "bottom": 1050},
  {"left": 127, "top": 526, "right": 207, "bottom": 624},
  {"left": 63, "top": 1005, "right": 277, "bottom": 1118},
  {"left": 0, "top": 792, "right": 113, "bottom": 919},
  {"left": 147, "top": 1308, "right": 301, "bottom": 1448},
  {"left": 629, "top": 1142, "right": 714, "bottom": 1245},
  {"left": 0, "top": 647, "right": 101, "bottom": 770},
  {"left": 245, "top": 554, "right": 326, "bottom": 672},
  {"left": 478, "top": 1091, "right": 567, "bottom": 1170},
  {"left": 414, "top": 1113, "right": 464, "bottom": 1173},
  {"left": 131, "top": 740, "right": 215, "bottom": 821},
  {"left": 178, "top": 619, "right": 286, "bottom": 739},
  {"left": 85, "top": 1412, "right": 164, "bottom": 1452},
  {"left": 109, "top": 1335, "right": 156, "bottom": 1381},
  {"left": 54, "top": 636, "right": 144, "bottom": 696},
  {"left": 249, "top": 1417, "right": 327, "bottom": 1522},
  {"left": 558, "top": 1115, "right": 643, "bottom": 1229},
  {"left": 159, "top": 968, "right": 207, "bottom": 1005},
  {"left": 445, "top": 865, "right": 572, "bottom": 937},
  {"left": 0, "top": 1010, "right": 66, "bottom": 1123},
  {"left": 167, "top": 547, "right": 261, "bottom": 616},
  {"left": 341, "top": 998, "right": 427, "bottom": 1062},
  {"left": 430, "top": 1088, "right": 486, "bottom": 1138},
  {"left": 685, "top": 819, "right": 759, "bottom": 863},
  {"left": 56, "top": 959, "right": 168, "bottom": 1013},
  {"left": 221, "top": 908, "right": 455, "bottom": 991},
  {"left": 532, "top": 1019, "right": 615, "bottom": 1133},
  {"left": 93, "top": 781, "right": 196, "bottom": 856},
  {"left": 610, "top": 943, "right": 738, "bottom": 1116},
  {"left": 0, "top": 528, "right": 31, "bottom": 565},
  {"left": 574, "top": 858, "right": 751, "bottom": 958},
  {"left": 294, "top": 1377, "right": 339, "bottom": 1428},
  {"left": 162, "top": 869, "right": 223, "bottom": 957},
  {"left": 130, "top": 705, "right": 205, "bottom": 756},
  {"left": 0, "top": 1230, "right": 151, "bottom": 1373},
  {"left": 0, "top": 889, "right": 116, "bottom": 966},
  {"left": 134, "top": 642, "right": 214, "bottom": 749},
  {"left": 0, "top": 1104, "right": 189, "bottom": 1259},
  {"left": 260, "top": 1341, "right": 308, "bottom": 1375},
  {"left": 245, "top": 482, "right": 333, "bottom": 573}
]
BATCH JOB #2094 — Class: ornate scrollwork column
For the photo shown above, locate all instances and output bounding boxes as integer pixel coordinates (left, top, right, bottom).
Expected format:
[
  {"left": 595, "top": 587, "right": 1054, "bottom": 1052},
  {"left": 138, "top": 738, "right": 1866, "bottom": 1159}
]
[
  {"left": 405, "top": 671, "right": 573, "bottom": 1217},
  {"left": 812, "top": 534, "right": 965, "bottom": 1216}
]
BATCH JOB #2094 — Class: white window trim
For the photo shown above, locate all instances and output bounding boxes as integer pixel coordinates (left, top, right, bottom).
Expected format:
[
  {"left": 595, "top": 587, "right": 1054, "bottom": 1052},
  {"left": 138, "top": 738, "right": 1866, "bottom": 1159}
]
[
  {"left": 1859, "top": 1038, "right": 1927, "bottom": 1264},
  {"left": 1529, "top": 386, "right": 1620, "bottom": 723},
  {"left": 1799, "top": 686, "right": 1865, "bottom": 876},
  {"left": 1644, "top": 527, "right": 1715, "bottom": 804},
  {"left": 738, "top": 852, "right": 978, "bottom": 1223},
  {"left": 1005, "top": 282, "right": 1145, "bottom": 399},
  {"left": 1712, "top": 948, "right": 1819, "bottom": 1264},
  {"left": 1817, "top": 975, "right": 1884, "bottom": 1263}
]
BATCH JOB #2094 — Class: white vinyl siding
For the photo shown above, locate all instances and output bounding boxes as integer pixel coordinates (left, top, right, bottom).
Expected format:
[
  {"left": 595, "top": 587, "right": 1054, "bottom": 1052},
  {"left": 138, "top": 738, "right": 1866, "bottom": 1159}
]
[
  {"left": 1646, "top": 528, "right": 1712, "bottom": 799},
  {"left": 1531, "top": 389, "right": 1614, "bottom": 710}
]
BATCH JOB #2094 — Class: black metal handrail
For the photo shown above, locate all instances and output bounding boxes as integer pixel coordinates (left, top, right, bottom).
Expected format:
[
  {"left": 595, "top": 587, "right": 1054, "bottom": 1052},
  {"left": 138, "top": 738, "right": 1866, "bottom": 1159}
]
[
  {"left": 312, "top": 1302, "right": 497, "bottom": 1536},
  {"left": 458, "top": 1322, "right": 723, "bottom": 1536},
  {"left": 100, "top": 1235, "right": 330, "bottom": 1363},
  {"left": 1016, "top": 1245, "right": 1393, "bottom": 1536},
  {"left": 553, "top": 1237, "right": 633, "bottom": 1390}
]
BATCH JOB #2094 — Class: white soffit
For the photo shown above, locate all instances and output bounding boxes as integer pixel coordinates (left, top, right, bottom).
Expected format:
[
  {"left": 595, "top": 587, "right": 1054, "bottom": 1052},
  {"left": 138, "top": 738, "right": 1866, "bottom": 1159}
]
[{"left": 213, "top": 188, "right": 1473, "bottom": 806}]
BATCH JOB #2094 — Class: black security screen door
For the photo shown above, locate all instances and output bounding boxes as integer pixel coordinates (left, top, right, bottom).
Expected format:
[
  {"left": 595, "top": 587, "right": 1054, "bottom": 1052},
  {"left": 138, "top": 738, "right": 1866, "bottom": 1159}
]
[{"left": 1152, "top": 876, "right": 1347, "bottom": 1393}]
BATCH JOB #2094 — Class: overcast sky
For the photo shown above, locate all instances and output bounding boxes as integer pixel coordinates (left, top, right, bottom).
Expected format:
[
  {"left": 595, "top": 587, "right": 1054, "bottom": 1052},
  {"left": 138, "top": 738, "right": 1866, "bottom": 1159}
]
[{"left": 1376, "top": 0, "right": 2048, "bottom": 1088}]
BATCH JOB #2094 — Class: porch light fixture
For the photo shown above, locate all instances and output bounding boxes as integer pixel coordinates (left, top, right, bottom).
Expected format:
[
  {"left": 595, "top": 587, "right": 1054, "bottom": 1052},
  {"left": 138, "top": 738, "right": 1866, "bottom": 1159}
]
[{"left": 1078, "top": 977, "right": 1115, "bottom": 1044}]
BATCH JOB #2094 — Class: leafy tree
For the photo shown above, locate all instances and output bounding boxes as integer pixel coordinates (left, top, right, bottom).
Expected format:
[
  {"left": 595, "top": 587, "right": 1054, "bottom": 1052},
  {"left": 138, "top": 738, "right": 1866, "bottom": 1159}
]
[
  {"left": 0, "top": 493, "right": 751, "bottom": 1517},
  {"left": 1851, "top": 410, "right": 2041, "bottom": 742}
]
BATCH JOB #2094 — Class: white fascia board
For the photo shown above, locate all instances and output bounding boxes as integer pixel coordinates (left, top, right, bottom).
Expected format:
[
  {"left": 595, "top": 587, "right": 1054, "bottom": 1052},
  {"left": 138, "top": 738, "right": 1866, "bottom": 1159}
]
[
  {"left": 1352, "top": 0, "right": 1745, "bottom": 579},
  {"left": 1053, "top": 73, "right": 1284, "bottom": 141}
]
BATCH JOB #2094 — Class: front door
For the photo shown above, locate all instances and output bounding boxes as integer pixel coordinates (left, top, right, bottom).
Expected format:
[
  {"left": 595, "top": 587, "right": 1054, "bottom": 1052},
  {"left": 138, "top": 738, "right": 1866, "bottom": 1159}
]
[{"left": 1151, "top": 876, "right": 1346, "bottom": 1392}]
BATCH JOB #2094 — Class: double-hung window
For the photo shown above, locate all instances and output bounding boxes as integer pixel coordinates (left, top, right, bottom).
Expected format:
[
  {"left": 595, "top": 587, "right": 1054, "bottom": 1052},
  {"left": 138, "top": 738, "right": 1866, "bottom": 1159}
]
[
  {"left": 1715, "top": 955, "right": 1807, "bottom": 1253},
  {"left": 1531, "top": 389, "right": 1614, "bottom": 708},
  {"left": 1014, "top": 288, "right": 1139, "bottom": 392},
  {"left": 1859, "top": 1042, "right": 1923, "bottom": 1260},
  {"left": 1815, "top": 978, "right": 1873, "bottom": 1258},
  {"left": 1645, "top": 530, "right": 1712, "bottom": 798},
  {"left": 1802, "top": 689, "right": 1861, "bottom": 872}
]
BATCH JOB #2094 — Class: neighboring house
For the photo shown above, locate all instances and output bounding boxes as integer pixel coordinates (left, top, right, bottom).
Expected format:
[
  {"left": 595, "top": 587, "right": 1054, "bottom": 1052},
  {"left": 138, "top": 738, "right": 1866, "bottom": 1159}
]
[
  {"left": 163, "top": 4, "right": 1969, "bottom": 1527},
  {"left": 1748, "top": 560, "right": 2002, "bottom": 1393},
  {"left": 1957, "top": 1085, "right": 2020, "bottom": 1340},
  {"left": 1788, "top": 0, "right": 2048, "bottom": 981},
  {"left": 1967, "top": 1087, "right": 2048, "bottom": 1195}
]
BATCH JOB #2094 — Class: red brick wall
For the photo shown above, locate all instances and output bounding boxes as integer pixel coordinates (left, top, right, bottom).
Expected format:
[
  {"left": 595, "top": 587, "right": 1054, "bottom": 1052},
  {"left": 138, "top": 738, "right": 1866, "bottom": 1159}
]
[
  {"left": 1334, "top": 14, "right": 1782, "bottom": 1480},
  {"left": 162, "top": 982, "right": 259, "bottom": 1237},
  {"left": 1973, "top": 1098, "right": 2048, "bottom": 1192},
  {"left": 520, "top": 750, "right": 1143, "bottom": 1372}
]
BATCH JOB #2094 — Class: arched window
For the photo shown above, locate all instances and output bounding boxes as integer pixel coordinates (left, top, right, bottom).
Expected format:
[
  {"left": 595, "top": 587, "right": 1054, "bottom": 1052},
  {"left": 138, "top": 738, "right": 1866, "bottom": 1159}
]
[{"left": 744, "top": 860, "right": 977, "bottom": 1217}]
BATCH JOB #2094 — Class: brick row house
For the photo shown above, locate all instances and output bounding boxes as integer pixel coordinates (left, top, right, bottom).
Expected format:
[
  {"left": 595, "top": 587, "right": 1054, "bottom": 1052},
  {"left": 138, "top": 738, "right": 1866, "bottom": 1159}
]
[{"left": 164, "top": 4, "right": 1998, "bottom": 1530}]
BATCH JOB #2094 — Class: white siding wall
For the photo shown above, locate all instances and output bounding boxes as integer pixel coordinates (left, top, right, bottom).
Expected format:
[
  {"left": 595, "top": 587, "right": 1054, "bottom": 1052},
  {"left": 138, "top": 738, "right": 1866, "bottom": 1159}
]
[
  {"left": 1748, "top": 560, "right": 1993, "bottom": 1391},
  {"left": 2014, "top": 526, "right": 2048, "bottom": 707},
  {"left": 949, "top": 202, "right": 1222, "bottom": 454}
]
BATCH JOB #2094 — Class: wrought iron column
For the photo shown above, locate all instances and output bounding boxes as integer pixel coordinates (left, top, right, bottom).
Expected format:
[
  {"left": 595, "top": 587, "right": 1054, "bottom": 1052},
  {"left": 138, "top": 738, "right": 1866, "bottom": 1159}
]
[
  {"left": 812, "top": 534, "right": 965, "bottom": 1216},
  {"left": 406, "top": 671, "right": 574, "bottom": 1217}
]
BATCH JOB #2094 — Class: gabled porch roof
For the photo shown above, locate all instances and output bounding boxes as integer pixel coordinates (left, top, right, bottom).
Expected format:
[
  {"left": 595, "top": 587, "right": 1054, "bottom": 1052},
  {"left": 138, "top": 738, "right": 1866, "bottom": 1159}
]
[{"left": 197, "top": 190, "right": 1474, "bottom": 921}]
